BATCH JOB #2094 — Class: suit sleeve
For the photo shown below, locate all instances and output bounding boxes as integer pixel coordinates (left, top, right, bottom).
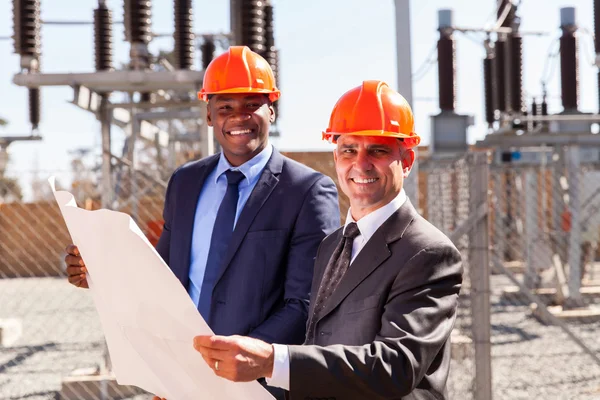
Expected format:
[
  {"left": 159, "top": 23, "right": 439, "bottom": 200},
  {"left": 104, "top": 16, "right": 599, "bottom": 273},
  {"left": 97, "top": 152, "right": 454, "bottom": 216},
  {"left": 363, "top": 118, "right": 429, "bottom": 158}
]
[
  {"left": 287, "top": 244, "right": 463, "bottom": 399},
  {"left": 248, "top": 175, "right": 340, "bottom": 345},
  {"left": 155, "top": 170, "right": 178, "bottom": 266}
]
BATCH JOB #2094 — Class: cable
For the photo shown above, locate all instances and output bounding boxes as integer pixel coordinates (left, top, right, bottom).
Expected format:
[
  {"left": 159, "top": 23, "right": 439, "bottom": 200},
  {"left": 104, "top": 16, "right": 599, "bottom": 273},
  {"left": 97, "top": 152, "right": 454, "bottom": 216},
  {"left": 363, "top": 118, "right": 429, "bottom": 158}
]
[
  {"left": 493, "top": 1, "right": 513, "bottom": 32},
  {"left": 540, "top": 38, "right": 560, "bottom": 87},
  {"left": 412, "top": 42, "right": 438, "bottom": 80},
  {"left": 577, "top": 28, "right": 598, "bottom": 66}
]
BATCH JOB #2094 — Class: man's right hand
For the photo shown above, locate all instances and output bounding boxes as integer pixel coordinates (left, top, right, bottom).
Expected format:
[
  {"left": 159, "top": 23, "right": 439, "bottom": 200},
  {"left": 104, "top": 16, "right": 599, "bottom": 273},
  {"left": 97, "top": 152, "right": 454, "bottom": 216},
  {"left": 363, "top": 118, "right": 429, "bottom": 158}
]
[{"left": 65, "top": 244, "right": 88, "bottom": 288}]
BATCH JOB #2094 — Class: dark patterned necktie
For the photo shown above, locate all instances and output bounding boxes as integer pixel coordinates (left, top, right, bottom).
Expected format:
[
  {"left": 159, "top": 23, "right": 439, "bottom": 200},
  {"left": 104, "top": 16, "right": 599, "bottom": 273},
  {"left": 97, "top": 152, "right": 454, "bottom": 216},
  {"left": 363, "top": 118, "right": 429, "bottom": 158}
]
[
  {"left": 306, "top": 222, "right": 361, "bottom": 340},
  {"left": 197, "top": 170, "right": 245, "bottom": 320}
]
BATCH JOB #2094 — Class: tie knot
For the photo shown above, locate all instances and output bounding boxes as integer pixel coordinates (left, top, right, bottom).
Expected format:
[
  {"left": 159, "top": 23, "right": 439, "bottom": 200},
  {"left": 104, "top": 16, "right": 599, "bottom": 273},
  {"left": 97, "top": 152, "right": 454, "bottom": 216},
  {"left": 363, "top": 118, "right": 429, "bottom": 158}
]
[
  {"left": 343, "top": 222, "right": 360, "bottom": 239},
  {"left": 225, "top": 170, "right": 245, "bottom": 186}
]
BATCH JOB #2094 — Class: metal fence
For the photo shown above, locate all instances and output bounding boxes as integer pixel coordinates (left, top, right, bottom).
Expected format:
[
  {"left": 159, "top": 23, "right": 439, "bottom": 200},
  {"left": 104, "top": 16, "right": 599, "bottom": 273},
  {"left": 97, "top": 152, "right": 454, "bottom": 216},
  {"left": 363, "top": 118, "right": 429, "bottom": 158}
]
[
  {"left": 0, "top": 162, "right": 166, "bottom": 400},
  {"left": 422, "top": 150, "right": 600, "bottom": 400},
  {"left": 1, "top": 150, "right": 600, "bottom": 399}
]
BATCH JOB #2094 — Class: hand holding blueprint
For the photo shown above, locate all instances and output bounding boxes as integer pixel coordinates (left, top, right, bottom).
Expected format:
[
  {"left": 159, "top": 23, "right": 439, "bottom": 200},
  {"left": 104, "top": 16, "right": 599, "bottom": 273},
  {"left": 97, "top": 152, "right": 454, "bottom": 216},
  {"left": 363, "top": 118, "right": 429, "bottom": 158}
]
[{"left": 50, "top": 177, "right": 273, "bottom": 400}]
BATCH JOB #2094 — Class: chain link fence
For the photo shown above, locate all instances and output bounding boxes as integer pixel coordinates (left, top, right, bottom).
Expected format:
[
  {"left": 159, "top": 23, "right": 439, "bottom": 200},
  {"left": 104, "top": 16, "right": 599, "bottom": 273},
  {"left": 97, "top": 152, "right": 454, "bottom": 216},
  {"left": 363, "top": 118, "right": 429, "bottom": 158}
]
[
  {"left": 2, "top": 148, "right": 600, "bottom": 399},
  {"left": 0, "top": 161, "right": 166, "bottom": 400},
  {"left": 421, "top": 149, "right": 600, "bottom": 400}
]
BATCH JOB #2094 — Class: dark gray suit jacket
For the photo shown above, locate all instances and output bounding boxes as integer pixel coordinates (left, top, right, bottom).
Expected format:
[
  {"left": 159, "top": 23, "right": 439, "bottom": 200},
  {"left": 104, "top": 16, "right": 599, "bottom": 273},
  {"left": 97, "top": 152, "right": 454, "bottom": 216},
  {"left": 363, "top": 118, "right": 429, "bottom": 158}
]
[{"left": 287, "top": 199, "right": 463, "bottom": 400}]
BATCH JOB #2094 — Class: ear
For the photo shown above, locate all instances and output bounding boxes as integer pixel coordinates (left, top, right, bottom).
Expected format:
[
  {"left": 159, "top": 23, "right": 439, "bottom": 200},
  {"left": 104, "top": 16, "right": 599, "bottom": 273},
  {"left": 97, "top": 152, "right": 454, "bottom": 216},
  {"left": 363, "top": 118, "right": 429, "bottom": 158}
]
[
  {"left": 333, "top": 147, "right": 338, "bottom": 164},
  {"left": 268, "top": 103, "right": 276, "bottom": 123},
  {"left": 206, "top": 103, "right": 213, "bottom": 127},
  {"left": 401, "top": 148, "right": 415, "bottom": 178}
]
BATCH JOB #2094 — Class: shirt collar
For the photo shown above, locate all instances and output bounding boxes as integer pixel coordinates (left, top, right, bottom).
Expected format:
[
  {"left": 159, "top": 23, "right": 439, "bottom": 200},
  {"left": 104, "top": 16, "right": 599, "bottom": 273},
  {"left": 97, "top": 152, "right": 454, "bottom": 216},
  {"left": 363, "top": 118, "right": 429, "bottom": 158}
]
[
  {"left": 214, "top": 143, "right": 273, "bottom": 186},
  {"left": 344, "top": 188, "right": 407, "bottom": 241}
]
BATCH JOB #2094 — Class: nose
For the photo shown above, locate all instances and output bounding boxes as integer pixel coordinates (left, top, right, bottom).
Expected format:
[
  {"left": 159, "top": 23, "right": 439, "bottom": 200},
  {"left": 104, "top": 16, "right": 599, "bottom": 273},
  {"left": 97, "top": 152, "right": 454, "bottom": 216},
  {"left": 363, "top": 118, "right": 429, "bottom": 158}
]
[
  {"left": 229, "top": 111, "right": 251, "bottom": 123},
  {"left": 353, "top": 150, "right": 373, "bottom": 172}
]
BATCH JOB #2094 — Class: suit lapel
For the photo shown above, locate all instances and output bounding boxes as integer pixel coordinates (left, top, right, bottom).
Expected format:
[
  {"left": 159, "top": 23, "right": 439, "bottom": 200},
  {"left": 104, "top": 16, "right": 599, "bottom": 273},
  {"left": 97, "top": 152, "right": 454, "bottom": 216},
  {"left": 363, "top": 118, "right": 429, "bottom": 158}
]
[
  {"left": 317, "top": 199, "right": 418, "bottom": 321},
  {"left": 213, "top": 149, "right": 284, "bottom": 286},
  {"left": 172, "top": 155, "right": 219, "bottom": 286}
]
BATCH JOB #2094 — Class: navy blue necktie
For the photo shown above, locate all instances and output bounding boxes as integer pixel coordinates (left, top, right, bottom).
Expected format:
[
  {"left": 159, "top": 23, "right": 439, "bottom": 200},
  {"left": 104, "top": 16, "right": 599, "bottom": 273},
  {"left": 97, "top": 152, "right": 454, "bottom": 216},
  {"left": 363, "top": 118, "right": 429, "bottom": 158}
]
[{"left": 198, "top": 170, "right": 245, "bottom": 320}]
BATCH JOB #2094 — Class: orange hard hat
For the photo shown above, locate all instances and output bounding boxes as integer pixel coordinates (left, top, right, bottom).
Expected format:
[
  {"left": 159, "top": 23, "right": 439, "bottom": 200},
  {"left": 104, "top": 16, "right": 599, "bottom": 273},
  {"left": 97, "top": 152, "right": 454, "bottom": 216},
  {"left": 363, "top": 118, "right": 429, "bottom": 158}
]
[
  {"left": 322, "top": 80, "right": 421, "bottom": 148},
  {"left": 198, "top": 46, "right": 281, "bottom": 102}
]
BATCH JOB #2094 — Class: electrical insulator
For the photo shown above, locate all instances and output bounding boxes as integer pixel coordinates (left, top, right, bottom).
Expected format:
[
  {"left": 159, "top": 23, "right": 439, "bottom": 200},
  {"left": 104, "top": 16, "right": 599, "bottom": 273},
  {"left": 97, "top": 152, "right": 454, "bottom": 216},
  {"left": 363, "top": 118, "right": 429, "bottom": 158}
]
[
  {"left": 124, "top": 0, "right": 152, "bottom": 44},
  {"left": 510, "top": 34, "right": 524, "bottom": 113},
  {"left": 541, "top": 93, "right": 549, "bottom": 131},
  {"left": 483, "top": 54, "right": 496, "bottom": 126},
  {"left": 201, "top": 37, "right": 216, "bottom": 70},
  {"left": 174, "top": 0, "right": 195, "bottom": 70},
  {"left": 261, "top": 2, "right": 279, "bottom": 116},
  {"left": 271, "top": 49, "right": 280, "bottom": 117},
  {"left": 437, "top": 32, "right": 456, "bottom": 112},
  {"left": 560, "top": 10, "right": 579, "bottom": 111},
  {"left": 94, "top": 3, "right": 114, "bottom": 71},
  {"left": 12, "top": 0, "right": 41, "bottom": 59},
  {"left": 240, "top": 0, "right": 265, "bottom": 54},
  {"left": 494, "top": 38, "right": 507, "bottom": 113},
  {"left": 29, "top": 88, "right": 40, "bottom": 130},
  {"left": 531, "top": 98, "right": 538, "bottom": 129},
  {"left": 140, "top": 92, "right": 154, "bottom": 103},
  {"left": 261, "top": 3, "right": 278, "bottom": 79}
]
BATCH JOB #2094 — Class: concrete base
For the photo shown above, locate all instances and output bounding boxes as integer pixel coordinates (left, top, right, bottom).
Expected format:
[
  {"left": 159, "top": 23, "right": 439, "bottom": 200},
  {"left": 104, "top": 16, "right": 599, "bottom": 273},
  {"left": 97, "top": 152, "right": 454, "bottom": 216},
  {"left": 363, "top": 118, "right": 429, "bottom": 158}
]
[
  {"left": 60, "top": 371, "right": 145, "bottom": 400},
  {"left": 0, "top": 318, "right": 22, "bottom": 347},
  {"left": 450, "top": 330, "right": 473, "bottom": 360},
  {"left": 504, "top": 260, "right": 525, "bottom": 275},
  {"left": 530, "top": 303, "right": 600, "bottom": 325},
  {"left": 501, "top": 285, "right": 600, "bottom": 304}
]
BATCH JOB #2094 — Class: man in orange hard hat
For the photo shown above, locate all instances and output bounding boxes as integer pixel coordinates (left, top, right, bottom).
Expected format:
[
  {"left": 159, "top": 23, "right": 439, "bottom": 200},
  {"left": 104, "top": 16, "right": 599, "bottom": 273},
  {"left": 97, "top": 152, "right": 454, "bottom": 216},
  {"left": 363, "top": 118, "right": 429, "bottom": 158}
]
[
  {"left": 65, "top": 46, "right": 340, "bottom": 398},
  {"left": 192, "top": 80, "right": 463, "bottom": 399}
]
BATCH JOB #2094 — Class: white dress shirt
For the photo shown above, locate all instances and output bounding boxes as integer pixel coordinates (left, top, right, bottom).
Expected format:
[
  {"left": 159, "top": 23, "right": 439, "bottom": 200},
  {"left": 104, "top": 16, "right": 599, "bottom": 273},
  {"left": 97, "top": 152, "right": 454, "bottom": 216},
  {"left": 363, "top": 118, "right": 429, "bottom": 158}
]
[{"left": 266, "top": 189, "right": 407, "bottom": 390}]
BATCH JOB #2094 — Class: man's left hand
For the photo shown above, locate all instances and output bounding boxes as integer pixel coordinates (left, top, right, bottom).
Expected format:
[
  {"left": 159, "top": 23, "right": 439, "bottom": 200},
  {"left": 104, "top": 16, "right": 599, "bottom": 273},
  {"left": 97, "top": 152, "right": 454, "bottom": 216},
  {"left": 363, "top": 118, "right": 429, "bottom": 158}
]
[{"left": 193, "top": 335, "right": 274, "bottom": 382}]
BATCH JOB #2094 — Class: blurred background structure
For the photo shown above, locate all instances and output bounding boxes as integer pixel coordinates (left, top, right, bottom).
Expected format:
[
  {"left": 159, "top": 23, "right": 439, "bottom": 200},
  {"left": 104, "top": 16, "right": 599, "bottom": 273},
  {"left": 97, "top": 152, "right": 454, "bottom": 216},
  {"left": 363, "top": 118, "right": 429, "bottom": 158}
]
[{"left": 1, "top": 0, "right": 600, "bottom": 399}]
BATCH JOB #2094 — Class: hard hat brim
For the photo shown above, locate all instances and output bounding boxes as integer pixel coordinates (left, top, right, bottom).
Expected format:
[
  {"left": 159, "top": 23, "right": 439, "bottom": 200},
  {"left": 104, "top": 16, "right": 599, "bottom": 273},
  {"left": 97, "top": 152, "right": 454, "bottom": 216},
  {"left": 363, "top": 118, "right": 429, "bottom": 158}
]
[
  {"left": 199, "top": 87, "right": 281, "bottom": 102},
  {"left": 322, "top": 130, "right": 421, "bottom": 147}
]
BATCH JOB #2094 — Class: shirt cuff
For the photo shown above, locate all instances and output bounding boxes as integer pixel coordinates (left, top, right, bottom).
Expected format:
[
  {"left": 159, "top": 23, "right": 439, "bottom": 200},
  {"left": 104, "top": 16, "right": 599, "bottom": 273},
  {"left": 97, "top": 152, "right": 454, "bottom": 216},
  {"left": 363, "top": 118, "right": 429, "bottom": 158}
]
[{"left": 265, "top": 344, "right": 290, "bottom": 391}]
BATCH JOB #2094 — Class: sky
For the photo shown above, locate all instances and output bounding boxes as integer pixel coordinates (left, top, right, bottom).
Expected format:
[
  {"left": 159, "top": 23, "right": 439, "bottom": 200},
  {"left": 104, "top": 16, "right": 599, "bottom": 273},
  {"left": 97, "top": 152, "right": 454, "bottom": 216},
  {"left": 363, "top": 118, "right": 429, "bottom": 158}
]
[{"left": 0, "top": 0, "right": 599, "bottom": 193}]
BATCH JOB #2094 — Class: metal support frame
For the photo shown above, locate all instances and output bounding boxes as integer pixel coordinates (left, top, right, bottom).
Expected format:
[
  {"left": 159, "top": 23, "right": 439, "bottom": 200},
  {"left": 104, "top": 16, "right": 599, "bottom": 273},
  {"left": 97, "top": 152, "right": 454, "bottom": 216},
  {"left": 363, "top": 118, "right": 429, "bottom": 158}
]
[
  {"left": 393, "top": 0, "right": 419, "bottom": 209},
  {"left": 13, "top": 70, "right": 204, "bottom": 93},
  {"left": 566, "top": 145, "right": 583, "bottom": 304},
  {"left": 524, "top": 169, "right": 539, "bottom": 289},
  {"left": 450, "top": 153, "right": 493, "bottom": 400},
  {"left": 99, "top": 95, "right": 112, "bottom": 209},
  {"left": 467, "top": 152, "right": 492, "bottom": 400}
]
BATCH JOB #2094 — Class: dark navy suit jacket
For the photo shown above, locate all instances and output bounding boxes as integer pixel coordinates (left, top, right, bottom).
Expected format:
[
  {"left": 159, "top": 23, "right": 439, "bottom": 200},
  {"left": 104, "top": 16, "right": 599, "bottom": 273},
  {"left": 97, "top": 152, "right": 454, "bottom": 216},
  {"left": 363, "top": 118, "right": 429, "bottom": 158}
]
[{"left": 155, "top": 149, "right": 340, "bottom": 345}]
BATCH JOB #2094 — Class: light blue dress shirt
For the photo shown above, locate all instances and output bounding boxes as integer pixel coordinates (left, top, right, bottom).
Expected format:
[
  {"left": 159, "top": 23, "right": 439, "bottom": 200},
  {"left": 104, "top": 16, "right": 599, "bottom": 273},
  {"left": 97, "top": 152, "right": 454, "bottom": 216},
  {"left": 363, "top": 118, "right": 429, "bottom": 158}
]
[{"left": 188, "top": 144, "right": 274, "bottom": 306}]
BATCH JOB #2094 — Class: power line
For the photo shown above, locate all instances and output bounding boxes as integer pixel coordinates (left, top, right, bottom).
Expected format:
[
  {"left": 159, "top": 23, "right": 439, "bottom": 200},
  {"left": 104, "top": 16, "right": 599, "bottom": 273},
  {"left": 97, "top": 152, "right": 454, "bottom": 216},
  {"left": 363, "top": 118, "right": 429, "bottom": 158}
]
[{"left": 412, "top": 42, "right": 438, "bottom": 82}]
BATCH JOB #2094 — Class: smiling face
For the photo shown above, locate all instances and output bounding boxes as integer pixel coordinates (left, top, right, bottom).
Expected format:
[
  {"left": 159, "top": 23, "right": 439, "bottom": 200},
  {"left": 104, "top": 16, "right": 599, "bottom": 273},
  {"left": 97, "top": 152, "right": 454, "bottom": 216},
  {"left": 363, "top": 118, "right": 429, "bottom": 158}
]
[
  {"left": 334, "top": 135, "right": 415, "bottom": 221},
  {"left": 207, "top": 93, "right": 275, "bottom": 166}
]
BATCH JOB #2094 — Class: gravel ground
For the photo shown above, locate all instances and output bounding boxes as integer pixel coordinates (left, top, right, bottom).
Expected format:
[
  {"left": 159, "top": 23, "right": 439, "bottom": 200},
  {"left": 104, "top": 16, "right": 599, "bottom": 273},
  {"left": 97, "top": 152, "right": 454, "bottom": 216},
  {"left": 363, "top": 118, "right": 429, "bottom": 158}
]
[
  {"left": 1, "top": 275, "right": 600, "bottom": 400},
  {"left": 449, "top": 270, "right": 600, "bottom": 400}
]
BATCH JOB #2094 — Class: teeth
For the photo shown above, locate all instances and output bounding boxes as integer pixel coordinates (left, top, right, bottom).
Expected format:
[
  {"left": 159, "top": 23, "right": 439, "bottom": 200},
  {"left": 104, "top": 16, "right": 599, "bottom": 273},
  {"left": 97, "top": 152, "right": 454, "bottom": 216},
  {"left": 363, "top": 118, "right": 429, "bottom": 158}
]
[
  {"left": 229, "top": 129, "right": 252, "bottom": 135},
  {"left": 353, "top": 178, "right": 378, "bottom": 184}
]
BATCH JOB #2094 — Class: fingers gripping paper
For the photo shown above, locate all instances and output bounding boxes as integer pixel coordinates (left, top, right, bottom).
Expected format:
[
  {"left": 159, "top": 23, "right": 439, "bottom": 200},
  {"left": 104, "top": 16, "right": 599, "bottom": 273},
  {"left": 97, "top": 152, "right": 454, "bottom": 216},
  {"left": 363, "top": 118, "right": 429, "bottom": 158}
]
[{"left": 50, "top": 177, "right": 273, "bottom": 400}]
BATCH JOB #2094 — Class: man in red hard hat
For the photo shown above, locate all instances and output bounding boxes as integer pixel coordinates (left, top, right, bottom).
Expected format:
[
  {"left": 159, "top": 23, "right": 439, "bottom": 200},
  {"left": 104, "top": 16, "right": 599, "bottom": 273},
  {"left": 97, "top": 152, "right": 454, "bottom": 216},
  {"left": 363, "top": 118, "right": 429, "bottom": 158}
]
[
  {"left": 192, "top": 81, "right": 463, "bottom": 400},
  {"left": 65, "top": 46, "right": 340, "bottom": 398}
]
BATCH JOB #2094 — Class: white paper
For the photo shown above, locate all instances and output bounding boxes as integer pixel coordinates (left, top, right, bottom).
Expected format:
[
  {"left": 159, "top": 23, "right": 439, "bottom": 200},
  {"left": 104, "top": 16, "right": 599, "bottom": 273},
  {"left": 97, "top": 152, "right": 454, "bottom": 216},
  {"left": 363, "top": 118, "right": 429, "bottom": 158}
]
[{"left": 50, "top": 177, "right": 274, "bottom": 400}]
